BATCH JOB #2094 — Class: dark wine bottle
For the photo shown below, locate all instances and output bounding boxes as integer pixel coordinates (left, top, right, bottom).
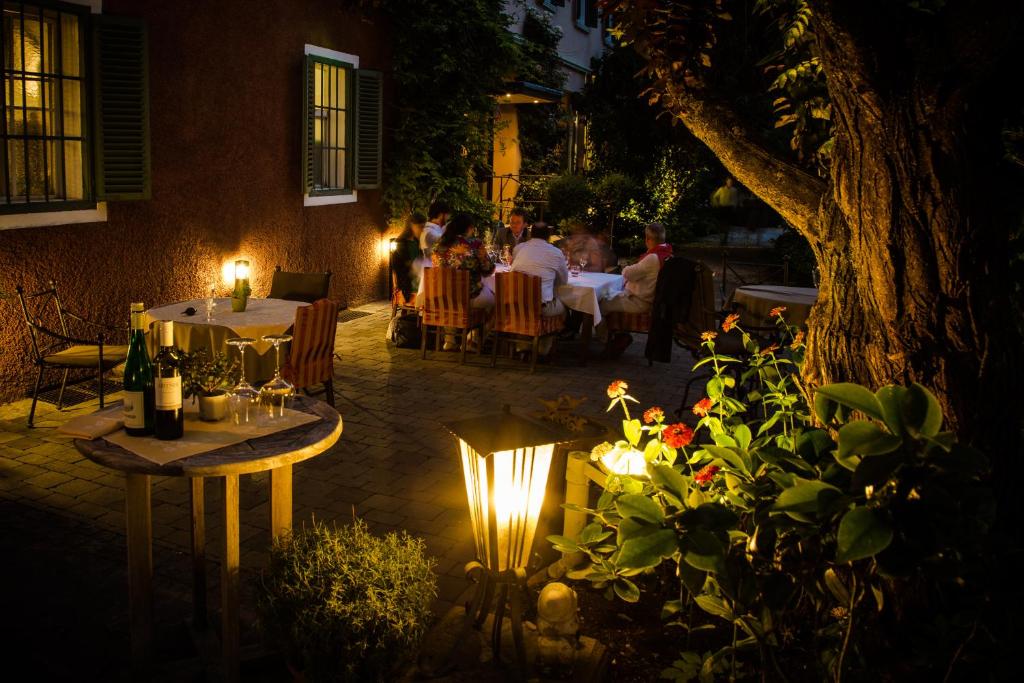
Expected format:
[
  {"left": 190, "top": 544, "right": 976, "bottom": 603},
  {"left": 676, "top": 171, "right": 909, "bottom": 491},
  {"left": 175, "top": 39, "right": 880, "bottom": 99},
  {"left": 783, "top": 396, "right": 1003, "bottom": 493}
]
[
  {"left": 153, "top": 321, "right": 184, "bottom": 440},
  {"left": 123, "top": 302, "right": 154, "bottom": 436}
]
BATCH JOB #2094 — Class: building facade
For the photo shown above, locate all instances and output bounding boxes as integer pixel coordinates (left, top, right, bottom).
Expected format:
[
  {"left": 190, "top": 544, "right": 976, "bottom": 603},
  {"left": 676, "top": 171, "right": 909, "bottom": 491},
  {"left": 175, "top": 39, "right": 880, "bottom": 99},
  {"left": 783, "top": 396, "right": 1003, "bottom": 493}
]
[{"left": 0, "top": 0, "right": 390, "bottom": 403}]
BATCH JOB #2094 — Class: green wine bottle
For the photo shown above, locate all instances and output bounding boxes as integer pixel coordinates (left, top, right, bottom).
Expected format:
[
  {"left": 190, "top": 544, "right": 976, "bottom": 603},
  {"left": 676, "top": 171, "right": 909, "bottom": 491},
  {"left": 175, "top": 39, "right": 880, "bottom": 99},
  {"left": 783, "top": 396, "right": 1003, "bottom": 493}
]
[{"left": 123, "top": 303, "right": 154, "bottom": 436}]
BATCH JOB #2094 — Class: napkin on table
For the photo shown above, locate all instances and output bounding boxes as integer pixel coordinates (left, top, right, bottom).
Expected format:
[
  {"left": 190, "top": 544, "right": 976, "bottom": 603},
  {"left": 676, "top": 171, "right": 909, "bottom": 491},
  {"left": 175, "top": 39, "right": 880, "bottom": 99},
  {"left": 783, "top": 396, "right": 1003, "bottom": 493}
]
[{"left": 58, "top": 412, "right": 124, "bottom": 439}]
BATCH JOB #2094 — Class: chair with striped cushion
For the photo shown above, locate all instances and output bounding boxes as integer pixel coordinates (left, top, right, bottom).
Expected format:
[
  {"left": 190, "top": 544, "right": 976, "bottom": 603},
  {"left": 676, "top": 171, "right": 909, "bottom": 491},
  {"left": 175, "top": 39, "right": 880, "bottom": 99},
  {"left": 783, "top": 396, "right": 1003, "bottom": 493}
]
[
  {"left": 419, "top": 267, "right": 488, "bottom": 364},
  {"left": 491, "top": 271, "right": 566, "bottom": 373},
  {"left": 281, "top": 298, "right": 339, "bottom": 407}
]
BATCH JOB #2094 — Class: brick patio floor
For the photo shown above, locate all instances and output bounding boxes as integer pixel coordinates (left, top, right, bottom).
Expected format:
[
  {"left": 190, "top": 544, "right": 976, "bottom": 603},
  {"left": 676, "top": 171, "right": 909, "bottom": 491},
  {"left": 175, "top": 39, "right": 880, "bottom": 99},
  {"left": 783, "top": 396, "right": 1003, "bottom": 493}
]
[{"left": 0, "top": 300, "right": 700, "bottom": 680}]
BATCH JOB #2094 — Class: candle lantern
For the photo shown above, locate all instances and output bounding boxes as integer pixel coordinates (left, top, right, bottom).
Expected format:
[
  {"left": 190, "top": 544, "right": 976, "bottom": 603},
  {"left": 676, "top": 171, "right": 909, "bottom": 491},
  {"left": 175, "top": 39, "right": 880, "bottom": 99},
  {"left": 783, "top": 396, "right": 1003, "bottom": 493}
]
[
  {"left": 444, "top": 406, "right": 567, "bottom": 673},
  {"left": 231, "top": 259, "right": 251, "bottom": 312}
]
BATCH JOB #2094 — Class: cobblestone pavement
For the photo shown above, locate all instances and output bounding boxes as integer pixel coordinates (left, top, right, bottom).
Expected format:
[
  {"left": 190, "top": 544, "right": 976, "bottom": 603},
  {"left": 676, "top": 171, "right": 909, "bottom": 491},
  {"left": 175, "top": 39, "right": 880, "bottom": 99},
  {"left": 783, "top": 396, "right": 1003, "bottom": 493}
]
[{"left": 0, "top": 301, "right": 701, "bottom": 680}]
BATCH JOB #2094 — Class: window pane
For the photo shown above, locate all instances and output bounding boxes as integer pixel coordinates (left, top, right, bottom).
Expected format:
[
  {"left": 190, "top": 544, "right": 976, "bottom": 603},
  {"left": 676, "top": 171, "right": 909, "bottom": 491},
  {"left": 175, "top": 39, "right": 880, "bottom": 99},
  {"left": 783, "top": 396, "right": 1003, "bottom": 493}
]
[
  {"left": 45, "top": 138, "right": 62, "bottom": 197},
  {"left": 7, "top": 139, "right": 25, "bottom": 200},
  {"left": 331, "top": 110, "right": 345, "bottom": 147},
  {"left": 314, "top": 62, "right": 322, "bottom": 107},
  {"left": 22, "top": 12, "right": 40, "bottom": 74},
  {"left": 6, "top": 76, "right": 23, "bottom": 132},
  {"left": 63, "top": 140, "right": 82, "bottom": 199},
  {"left": 62, "top": 78, "right": 80, "bottom": 136},
  {"left": 334, "top": 67, "right": 346, "bottom": 108},
  {"left": 26, "top": 137, "right": 44, "bottom": 198},
  {"left": 60, "top": 12, "right": 78, "bottom": 76},
  {"left": 335, "top": 148, "right": 345, "bottom": 187}
]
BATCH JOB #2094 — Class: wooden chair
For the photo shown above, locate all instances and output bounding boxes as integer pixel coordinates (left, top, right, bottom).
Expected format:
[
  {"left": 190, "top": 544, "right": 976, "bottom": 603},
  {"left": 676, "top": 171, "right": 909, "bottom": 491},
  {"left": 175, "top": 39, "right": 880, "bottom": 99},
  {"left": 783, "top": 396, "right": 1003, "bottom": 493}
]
[
  {"left": 281, "top": 298, "right": 339, "bottom": 407},
  {"left": 419, "top": 267, "right": 488, "bottom": 365},
  {"left": 491, "top": 271, "right": 567, "bottom": 373},
  {"left": 268, "top": 266, "right": 332, "bottom": 303},
  {"left": 15, "top": 281, "right": 129, "bottom": 427}
]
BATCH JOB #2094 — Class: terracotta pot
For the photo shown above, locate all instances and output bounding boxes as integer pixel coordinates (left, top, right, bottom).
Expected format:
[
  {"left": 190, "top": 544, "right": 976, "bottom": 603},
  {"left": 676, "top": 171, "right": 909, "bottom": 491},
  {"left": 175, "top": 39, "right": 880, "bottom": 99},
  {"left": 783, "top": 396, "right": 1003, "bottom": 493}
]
[{"left": 198, "top": 391, "right": 229, "bottom": 421}]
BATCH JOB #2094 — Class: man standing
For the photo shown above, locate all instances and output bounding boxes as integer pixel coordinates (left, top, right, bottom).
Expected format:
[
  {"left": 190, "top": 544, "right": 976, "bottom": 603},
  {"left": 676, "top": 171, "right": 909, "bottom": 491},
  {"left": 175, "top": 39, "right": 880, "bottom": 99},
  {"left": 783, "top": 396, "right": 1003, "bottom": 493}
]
[
  {"left": 495, "top": 208, "right": 531, "bottom": 255},
  {"left": 510, "top": 222, "right": 569, "bottom": 357},
  {"left": 420, "top": 199, "right": 451, "bottom": 261}
]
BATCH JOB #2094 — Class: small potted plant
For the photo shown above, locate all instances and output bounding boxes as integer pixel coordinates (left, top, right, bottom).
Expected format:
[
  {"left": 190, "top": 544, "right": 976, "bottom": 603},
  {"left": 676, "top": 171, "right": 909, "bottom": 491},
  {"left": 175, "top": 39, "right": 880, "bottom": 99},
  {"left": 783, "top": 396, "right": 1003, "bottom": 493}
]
[{"left": 182, "top": 350, "right": 238, "bottom": 421}]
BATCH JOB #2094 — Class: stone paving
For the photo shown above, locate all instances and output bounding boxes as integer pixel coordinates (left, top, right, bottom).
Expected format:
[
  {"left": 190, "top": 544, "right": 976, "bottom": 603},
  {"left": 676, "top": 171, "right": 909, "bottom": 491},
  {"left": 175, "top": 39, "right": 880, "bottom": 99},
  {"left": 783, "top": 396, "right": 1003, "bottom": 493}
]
[{"left": 0, "top": 300, "right": 701, "bottom": 680}]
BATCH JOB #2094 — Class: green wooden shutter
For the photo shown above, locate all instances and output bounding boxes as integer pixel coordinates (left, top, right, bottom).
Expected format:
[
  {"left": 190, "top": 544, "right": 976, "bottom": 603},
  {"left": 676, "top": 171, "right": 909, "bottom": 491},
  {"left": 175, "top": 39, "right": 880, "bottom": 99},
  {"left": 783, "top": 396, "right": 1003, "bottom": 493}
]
[
  {"left": 93, "top": 16, "right": 150, "bottom": 201},
  {"left": 302, "top": 56, "right": 314, "bottom": 194},
  {"left": 353, "top": 69, "right": 382, "bottom": 190}
]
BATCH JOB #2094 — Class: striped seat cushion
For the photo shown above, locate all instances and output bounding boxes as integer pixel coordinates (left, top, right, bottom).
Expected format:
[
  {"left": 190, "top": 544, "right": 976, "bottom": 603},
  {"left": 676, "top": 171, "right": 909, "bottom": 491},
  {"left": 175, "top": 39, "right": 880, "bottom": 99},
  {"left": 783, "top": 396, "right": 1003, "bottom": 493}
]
[
  {"left": 494, "top": 271, "right": 565, "bottom": 337},
  {"left": 420, "top": 267, "right": 485, "bottom": 328},
  {"left": 281, "top": 298, "right": 338, "bottom": 389},
  {"left": 607, "top": 310, "right": 652, "bottom": 334}
]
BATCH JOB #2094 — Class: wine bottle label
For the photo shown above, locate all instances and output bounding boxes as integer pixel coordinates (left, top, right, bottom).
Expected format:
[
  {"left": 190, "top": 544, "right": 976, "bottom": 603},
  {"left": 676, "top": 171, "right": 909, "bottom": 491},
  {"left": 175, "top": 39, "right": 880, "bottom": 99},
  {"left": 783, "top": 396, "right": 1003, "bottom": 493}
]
[
  {"left": 155, "top": 376, "right": 182, "bottom": 410},
  {"left": 123, "top": 391, "right": 145, "bottom": 428},
  {"left": 130, "top": 311, "right": 145, "bottom": 330}
]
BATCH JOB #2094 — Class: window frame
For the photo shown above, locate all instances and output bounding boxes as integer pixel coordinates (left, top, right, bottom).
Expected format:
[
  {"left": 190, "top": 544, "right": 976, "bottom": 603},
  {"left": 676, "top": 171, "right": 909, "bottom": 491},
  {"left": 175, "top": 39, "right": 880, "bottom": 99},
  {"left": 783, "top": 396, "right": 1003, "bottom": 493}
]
[
  {"left": 303, "top": 44, "right": 358, "bottom": 207},
  {"left": 0, "top": 0, "right": 95, "bottom": 216}
]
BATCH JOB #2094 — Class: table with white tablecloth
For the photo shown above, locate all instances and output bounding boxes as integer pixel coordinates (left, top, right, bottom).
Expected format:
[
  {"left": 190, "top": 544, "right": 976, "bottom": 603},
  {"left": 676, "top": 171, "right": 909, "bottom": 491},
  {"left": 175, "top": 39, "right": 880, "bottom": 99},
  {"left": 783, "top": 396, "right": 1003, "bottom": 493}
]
[
  {"left": 729, "top": 285, "right": 818, "bottom": 327},
  {"left": 482, "top": 267, "right": 624, "bottom": 327},
  {"left": 143, "top": 298, "right": 306, "bottom": 382}
]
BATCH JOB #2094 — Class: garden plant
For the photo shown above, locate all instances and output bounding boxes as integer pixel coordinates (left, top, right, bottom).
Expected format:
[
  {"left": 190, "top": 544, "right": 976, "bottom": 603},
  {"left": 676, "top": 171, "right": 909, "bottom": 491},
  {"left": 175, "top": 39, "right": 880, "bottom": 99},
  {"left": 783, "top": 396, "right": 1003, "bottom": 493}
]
[{"left": 550, "top": 313, "right": 997, "bottom": 680}]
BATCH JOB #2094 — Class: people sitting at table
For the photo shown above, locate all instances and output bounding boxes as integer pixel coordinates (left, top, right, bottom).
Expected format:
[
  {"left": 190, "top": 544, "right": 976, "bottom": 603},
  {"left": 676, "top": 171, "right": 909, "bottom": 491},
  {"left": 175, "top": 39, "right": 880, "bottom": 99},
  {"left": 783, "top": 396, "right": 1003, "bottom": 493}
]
[
  {"left": 420, "top": 199, "right": 451, "bottom": 262},
  {"left": 391, "top": 212, "right": 427, "bottom": 302},
  {"left": 599, "top": 222, "right": 672, "bottom": 355},
  {"left": 432, "top": 212, "right": 496, "bottom": 351},
  {"left": 495, "top": 207, "right": 531, "bottom": 254},
  {"left": 559, "top": 220, "right": 609, "bottom": 272},
  {"left": 510, "top": 222, "right": 569, "bottom": 357}
]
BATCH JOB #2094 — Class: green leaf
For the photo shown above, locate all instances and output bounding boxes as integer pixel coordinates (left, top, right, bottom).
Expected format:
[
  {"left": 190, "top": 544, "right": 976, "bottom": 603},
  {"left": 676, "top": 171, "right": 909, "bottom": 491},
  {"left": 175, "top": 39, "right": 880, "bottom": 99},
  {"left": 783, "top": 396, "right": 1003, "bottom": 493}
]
[
  {"left": 707, "top": 375, "right": 724, "bottom": 399},
  {"left": 813, "top": 391, "right": 837, "bottom": 424},
  {"left": 617, "top": 529, "right": 678, "bottom": 569},
  {"left": 815, "top": 383, "right": 884, "bottom": 421},
  {"left": 616, "top": 494, "right": 665, "bottom": 524},
  {"left": 614, "top": 578, "right": 640, "bottom": 602},
  {"left": 678, "top": 560, "right": 707, "bottom": 595},
  {"left": 644, "top": 437, "right": 663, "bottom": 462},
  {"left": 618, "top": 517, "right": 658, "bottom": 544},
  {"left": 903, "top": 383, "right": 943, "bottom": 437},
  {"left": 702, "top": 445, "right": 748, "bottom": 475},
  {"left": 837, "top": 421, "right": 903, "bottom": 459},
  {"left": 824, "top": 568, "right": 850, "bottom": 605},
  {"left": 733, "top": 424, "right": 752, "bottom": 450},
  {"left": 836, "top": 506, "right": 893, "bottom": 562},
  {"left": 682, "top": 529, "right": 725, "bottom": 573},
  {"left": 623, "top": 419, "right": 643, "bottom": 447},
  {"left": 772, "top": 478, "right": 841, "bottom": 519},
  {"left": 547, "top": 535, "right": 581, "bottom": 551},
  {"left": 695, "top": 594, "right": 734, "bottom": 621},
  {"left": 661, "top": 599, "right": 683, "bottom": 619},
  {"left": 875, "top": 386, "right": 907, "bottom": 437},
  {"left": 651, "top": 464, "right": 688, "bottom": 498}
]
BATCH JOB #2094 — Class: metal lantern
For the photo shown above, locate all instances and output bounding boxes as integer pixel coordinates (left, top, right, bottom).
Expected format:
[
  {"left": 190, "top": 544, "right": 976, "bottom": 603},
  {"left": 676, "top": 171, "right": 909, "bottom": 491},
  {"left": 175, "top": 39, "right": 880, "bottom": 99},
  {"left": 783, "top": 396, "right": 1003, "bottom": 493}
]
[
  {"left": 444, "top": 406, "right": 566, "bottom": 673},
  {"left": 231, "top": 259, "right": 251, "bottom": 312}
]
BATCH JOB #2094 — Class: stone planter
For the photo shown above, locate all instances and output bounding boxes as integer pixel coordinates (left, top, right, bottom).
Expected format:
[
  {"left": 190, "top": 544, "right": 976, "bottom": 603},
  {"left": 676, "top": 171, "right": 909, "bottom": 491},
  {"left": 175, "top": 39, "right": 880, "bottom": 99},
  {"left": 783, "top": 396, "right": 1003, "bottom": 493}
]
[{"left": 197, "top": 391, "right": 229, "bottom": 421}]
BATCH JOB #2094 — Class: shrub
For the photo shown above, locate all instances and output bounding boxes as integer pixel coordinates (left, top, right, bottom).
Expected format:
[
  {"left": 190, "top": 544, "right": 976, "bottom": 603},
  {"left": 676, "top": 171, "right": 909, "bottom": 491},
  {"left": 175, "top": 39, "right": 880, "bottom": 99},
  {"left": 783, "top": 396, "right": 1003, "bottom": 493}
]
[
  {"left": 256, "top": 519, "right": 437, "bottom": 682},
  {"left": 551, "top": 316, "right": 997, "bottom": 680},
  {"left": 546, "top": 174, "right": 596, "bottom": 226}
]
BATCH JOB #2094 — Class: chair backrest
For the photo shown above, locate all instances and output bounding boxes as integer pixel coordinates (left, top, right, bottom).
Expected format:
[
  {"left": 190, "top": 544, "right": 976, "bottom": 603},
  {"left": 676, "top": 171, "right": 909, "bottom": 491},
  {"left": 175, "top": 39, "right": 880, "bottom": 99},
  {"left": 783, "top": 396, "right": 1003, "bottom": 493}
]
[
  {"left": 420, "top": 267, "right": 473, "bottom": 328},
  {"left": 15, "top": 281, "right": 70, "bottom": 361},
  {"left": 284, "top": 298, "right": 338, "bottom": 389},
  {"left": 493, "top": 271, "right": 543, "bottom": 336},
  {"left": 720, "top": 251, "right": 790, "bottom": 300},
  {"left": 674, "top": 263, "right": 717, "bottom": 349},
  {"left": 268, "top": 266, "right": 332, "bottom": 303}
]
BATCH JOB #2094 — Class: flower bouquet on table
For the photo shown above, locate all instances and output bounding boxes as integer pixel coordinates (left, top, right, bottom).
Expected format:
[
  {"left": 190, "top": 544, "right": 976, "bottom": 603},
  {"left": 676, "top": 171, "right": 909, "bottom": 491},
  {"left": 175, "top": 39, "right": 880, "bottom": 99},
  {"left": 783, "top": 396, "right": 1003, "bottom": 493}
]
[{"left": 181, "top": 349, "right": 239, "bottom": 421}]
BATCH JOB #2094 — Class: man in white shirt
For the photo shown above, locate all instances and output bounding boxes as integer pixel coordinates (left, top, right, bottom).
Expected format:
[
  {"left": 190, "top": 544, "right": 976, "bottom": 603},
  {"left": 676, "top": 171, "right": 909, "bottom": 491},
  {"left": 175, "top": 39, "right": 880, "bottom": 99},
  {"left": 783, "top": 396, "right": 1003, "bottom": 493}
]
[
  {"left": 510, "top": 222, "right": 569, "bottom": 355},
  {"left": 420, "top": 199, "right": 451, "bottom": 261},
  {"left": 601, "top": 222, "right": 672, "bottom": 316}
]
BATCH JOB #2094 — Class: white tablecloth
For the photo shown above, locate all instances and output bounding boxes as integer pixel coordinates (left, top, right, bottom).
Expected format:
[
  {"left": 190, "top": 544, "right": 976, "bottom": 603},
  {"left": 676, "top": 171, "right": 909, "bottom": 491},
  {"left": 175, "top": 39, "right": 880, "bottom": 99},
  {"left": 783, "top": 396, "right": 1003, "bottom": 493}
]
[
  {"left": 144, "top": 298, "right": 306, "bottom": 381},
  {"left": 730, "top": 286, "right": 818, "bottom": 326},
  {"left": 483, "top": 267, "right": 624, "bottom": 327}
]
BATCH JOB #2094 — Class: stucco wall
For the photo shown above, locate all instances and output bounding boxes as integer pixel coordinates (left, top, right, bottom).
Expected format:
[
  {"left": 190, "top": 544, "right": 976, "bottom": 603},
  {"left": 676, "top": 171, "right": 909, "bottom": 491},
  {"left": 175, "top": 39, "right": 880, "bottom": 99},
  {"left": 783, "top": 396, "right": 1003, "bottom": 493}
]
[
  {"left": 505, "top": 1, "right": 606, "bottom": 92},
  {"left": 0, "top": 0, "right": 392, "bottom": 404}
]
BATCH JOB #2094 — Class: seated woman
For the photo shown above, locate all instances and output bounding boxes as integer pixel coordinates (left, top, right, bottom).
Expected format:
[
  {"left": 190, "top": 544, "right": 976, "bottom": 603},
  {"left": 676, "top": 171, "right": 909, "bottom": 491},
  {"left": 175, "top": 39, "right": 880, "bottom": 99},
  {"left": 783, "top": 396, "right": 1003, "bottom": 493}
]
[
  {"left": 391, "top": 212, "right": 426, "bottom": 306},
  {"left": 599, "top": 222, "right": 672, "bottom": 354},
  {"left": 431, "top": 212, "right": 496, "bottom": 350}
]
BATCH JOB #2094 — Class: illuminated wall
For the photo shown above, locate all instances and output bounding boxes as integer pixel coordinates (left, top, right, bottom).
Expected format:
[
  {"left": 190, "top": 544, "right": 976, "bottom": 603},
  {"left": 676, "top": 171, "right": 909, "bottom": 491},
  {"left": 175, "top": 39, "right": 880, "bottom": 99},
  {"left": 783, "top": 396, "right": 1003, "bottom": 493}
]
[{"left": 0, "top": 0, "right": 392, "bottom": 403}]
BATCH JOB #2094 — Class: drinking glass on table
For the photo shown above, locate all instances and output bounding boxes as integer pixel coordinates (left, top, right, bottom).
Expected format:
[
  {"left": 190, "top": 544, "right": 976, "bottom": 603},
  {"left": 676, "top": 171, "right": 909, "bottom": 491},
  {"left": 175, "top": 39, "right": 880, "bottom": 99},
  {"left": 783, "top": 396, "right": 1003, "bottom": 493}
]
[
  {"left": 226, "top": 337, "right": 259, "bottom": 425},
  {"left": 569, "top": 260, "right": 581, "bottom": 277},
  {"left": 500, "top": 246, "right": 513, "bottom": 269},
  {"left": 258, "top": 334, "right": 295, "bottom": 420},
  {"left": 205, "top": 286, "right": 217, "bottom": 322},
  {"left": 579, "top": 254, "right": 588, "bottom": 272}
]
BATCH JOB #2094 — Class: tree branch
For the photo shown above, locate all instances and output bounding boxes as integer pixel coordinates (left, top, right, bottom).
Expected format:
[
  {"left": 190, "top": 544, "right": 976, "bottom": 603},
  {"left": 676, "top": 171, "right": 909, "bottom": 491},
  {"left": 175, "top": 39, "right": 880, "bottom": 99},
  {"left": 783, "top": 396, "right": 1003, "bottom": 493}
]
[{"left": 667, "top": 86, "right": 827, "bottom": 239}]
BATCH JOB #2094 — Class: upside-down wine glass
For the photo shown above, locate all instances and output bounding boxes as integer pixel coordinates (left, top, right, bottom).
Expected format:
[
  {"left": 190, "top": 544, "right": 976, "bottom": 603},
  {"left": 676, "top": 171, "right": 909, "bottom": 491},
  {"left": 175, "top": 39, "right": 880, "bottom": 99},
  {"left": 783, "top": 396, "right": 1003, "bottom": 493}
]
[
  {"left": 258, "top": 334, "right": 295, "bottom": 420},
  {"left": 205, "top": 286, "right": 217, "bottom": 322},
  {"left": 226, "top": 337, "right": 259, "bottom": 425},
  {"left": 578, "top": 253, "right": 588, "bottom": 273}
]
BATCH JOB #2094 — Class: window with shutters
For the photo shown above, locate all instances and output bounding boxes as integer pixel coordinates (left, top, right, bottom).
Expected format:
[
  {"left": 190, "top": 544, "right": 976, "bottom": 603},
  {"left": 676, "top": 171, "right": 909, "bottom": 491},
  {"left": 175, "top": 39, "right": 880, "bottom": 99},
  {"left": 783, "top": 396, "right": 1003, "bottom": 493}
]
[
  {"left": 574, "top": 1, "right": 598, "bottom": 30},
  {"left": 0, "top": 1, "right": 91, "bottom": 213},
  {"left": 302, "top": 44, "right": 381, "bottom": 206}
]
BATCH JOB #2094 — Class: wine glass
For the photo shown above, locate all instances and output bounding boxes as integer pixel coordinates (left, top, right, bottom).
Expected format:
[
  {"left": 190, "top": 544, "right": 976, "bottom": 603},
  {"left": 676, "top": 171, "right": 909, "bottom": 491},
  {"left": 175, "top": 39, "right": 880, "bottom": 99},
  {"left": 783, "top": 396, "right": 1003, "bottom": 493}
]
[
  {"left": 258, "top": 334, "right": 295, "bottom": 420},
  {"left": 205, "top": 286, "right": 217, "bottom": 322},
  {"left": 226, "top": 337, "right": 259, "bottom": 425},
  {"left": 499, "top": 246, "right": 512, "bottom": 269},
  {"left": 579, "top": 254, "right": 588, "bottom": 272}
]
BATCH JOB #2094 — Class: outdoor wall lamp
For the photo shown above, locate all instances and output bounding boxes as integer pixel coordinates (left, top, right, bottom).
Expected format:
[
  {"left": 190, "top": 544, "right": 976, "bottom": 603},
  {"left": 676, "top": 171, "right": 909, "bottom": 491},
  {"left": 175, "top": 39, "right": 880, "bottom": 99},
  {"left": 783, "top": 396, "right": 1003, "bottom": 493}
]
[
  {"left": 231, "top": 259, "right": 251, "bottom": 312},
  {"left": 444, "top": 406, "right": 566, "bottom": 675}
]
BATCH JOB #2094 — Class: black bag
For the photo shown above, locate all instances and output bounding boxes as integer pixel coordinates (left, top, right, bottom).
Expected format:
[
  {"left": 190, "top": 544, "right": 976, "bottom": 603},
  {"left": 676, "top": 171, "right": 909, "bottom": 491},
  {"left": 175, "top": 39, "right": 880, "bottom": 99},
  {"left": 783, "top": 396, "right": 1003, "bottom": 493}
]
[{"left": 388, "top": 311, "right": 421, "bottom": 348}]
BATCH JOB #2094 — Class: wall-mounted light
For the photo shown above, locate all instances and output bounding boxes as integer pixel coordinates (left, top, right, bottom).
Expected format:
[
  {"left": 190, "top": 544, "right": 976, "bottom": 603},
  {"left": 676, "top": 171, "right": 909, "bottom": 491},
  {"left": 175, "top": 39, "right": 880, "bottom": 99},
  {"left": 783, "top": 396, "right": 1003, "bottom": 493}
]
[{"left": 231, "top": 259, "right": 251, "bottom": 312}]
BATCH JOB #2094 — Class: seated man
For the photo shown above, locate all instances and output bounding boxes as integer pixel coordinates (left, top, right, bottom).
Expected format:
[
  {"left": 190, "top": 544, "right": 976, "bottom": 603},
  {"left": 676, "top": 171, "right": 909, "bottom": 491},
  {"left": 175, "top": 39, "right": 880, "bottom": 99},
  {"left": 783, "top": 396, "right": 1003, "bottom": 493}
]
[
  {"left": 495, "top": 207, "right": 531, "bottom": 255},
  {"left": 599, "top": 222, "right": 672, "bottom": 353},
  {"left": 420, "top": 199, "right": 451, "bottom": 262},
  {"left": 510, "top": 222, "right": 569, "bottom": 356},
  {"left": 391, "top": 212, "right": 426, "bottom": 303}
]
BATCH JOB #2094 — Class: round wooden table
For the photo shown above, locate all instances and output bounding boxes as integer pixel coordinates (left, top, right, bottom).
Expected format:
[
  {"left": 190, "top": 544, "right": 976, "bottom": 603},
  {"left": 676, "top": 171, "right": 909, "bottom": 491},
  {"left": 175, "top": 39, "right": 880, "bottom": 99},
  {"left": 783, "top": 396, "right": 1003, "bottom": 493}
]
[{"left": 74, "top": 396, "right": 342, "bottom": 682}]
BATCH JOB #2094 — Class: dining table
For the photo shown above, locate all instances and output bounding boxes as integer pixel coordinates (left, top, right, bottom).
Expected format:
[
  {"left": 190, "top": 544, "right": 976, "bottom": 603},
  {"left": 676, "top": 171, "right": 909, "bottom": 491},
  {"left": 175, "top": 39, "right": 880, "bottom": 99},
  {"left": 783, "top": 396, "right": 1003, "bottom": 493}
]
[
  {"left": 143, "top": 297, "right": 306, "bottom": 382},
  {"left": 729, "top": 285, "right": 819, "bottom": 327}
]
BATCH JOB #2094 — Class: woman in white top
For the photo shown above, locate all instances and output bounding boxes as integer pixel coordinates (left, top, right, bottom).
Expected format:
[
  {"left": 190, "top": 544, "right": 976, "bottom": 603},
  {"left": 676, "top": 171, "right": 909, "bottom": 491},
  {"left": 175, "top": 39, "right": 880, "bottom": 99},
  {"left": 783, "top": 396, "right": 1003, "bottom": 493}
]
[{"left": 601, "top": 222, "right": 673, "bottom": 315}]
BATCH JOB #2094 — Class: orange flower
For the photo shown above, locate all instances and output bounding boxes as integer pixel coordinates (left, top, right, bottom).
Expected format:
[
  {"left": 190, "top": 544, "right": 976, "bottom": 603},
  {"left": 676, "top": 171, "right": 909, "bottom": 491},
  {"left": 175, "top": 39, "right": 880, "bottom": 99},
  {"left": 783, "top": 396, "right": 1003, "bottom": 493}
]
[
  {"left": 769, "top": 306, "right": 787, "bottom": 318},
  {"left": 643, "top": 406, "right": 665, "bottom": 424},
  {"left": 790, "top": 330, "right": 806, "bottom": 348},
  {"left": 759, "top": 344, "right": 780, "bottom": 356},
  {"left": 694, "top": 464, "right": 720, "bottom": 486},
  {"left": 663, "top": 423, "right": 694, "bottom": 448},
  {"left": 722, "top": 313, "right": 740, "bottom": 333},
  {"left": 700, "top": 331, "right": 718, "bottom": 342},
  {"left": 607, "top": 380, "right": 628, "bottom": 399},
  {"left": 692, "top": 398, "right": 713, "bottom": 417}
]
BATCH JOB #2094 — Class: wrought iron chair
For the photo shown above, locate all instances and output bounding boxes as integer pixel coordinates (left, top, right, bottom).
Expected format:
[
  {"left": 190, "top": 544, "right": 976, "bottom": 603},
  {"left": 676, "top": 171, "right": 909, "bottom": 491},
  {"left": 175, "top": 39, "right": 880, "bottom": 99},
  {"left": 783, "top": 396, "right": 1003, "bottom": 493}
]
[
  {"left": 491, "top": 271, "right": 566, "bottom": 373},
  {"left": 15, "top": 281, "right": 129, "bottom": 427},
  {"left": 281, "top": 298, "right": 339, "bottom": 407},
  {"left": 419, "top": 267, "right": 488, "bottom": 364},
  {"left": 720, "top": 251, "right": 790, "bottom": 301},
  {"left": 268, "top": 266, "right": 332, "bottom": 303}
]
